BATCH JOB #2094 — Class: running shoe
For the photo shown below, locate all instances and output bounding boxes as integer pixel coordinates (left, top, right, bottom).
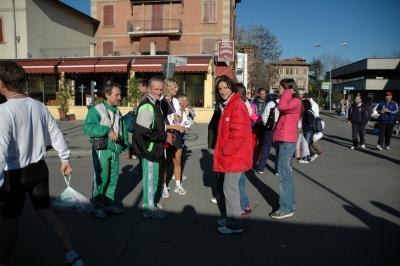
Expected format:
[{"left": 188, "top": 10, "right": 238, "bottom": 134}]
[
  {"left": 161, "top": 187, "right": 170, "bottom": 198},
  {"left": 103, "top": 205, "right": 124, "bottom": 214},
  {"left": 92, "top": 208, "right": 107, "bottom": 219},
  {"left": 210, "top": 194, "right": 225, "bottom": 204},
  {"left": 171, "top": 174, "right": 187, "bottom": 180},
  {"left": 143, "top": 207, "right": 167, "bottom": 219},
  {"left": 174, "top": 185, "right": 187, "bottom": 195},
  {"left": 241, "top": 206, "right": 252, "bottom": 215}
]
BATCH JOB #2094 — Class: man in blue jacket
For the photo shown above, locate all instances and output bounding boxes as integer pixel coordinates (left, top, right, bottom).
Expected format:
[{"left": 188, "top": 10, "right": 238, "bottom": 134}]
[
  {"left": 376, "top": 92, "right": 398, "bottom": 150},
  {"left": 347, "top": 96, "right": 370, "bottom": 149}
]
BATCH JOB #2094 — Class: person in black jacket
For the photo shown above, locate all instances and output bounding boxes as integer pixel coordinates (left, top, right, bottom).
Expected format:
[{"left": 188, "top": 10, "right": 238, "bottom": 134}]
[
  {"left": 298, "top": 100, "right": 316, "bottom": 163},
  {"left": 131, "top": 77, "right": 174, "bottom": 219},
  {"left": 347, "top": 96, "right": 370, "bottom": 149}
]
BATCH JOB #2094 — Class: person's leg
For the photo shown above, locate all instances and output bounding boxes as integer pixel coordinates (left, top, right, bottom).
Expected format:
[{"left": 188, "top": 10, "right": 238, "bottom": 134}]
[
  {"left": 92, "top": 149, "right": 111, "bottom": 208},
  {"left": 352, "top": 123, "right": 359, "bottom": 147},
  {"left": 378, "top": 122, "right": 386, "bottom": 146},
  {"left": 223, "top": 172, "right": 243, "bottom": 230},
  {"left": 256, "top": 128, "right": 265, "bottom": 160},
  {"left": 216, "top": 172, "right": 224, "bottom": 195},
  {"left": 305, "top": 132, "right": 315, "bottom": 157},
  {"left": 238, "top": 172, "right": 249, "bottom": 211},
  {"left": 251, "top": 130, "right": 258, "bottom": 158},
  {"left": 274, "top": 142, "right": 280, "bottom": 174},
  {"left": 359, "top": 124, "right": 365, "bottom": 146},
  {"left": 277, "top": 142, "right": 297, "bottom": 214},
  {"left": 257, "top": 130, "right": 273, "bottom": 172},
  {"left": 0, "top": 217, "right": 20, "bottom": 264},
  {"left": 172, "top": 148, "right": 183, "bottom": 182},
  {"left": 385, "top": 122, "right": 394, "bottom": 147},
  {"left": 36, "top": 208, "right": 74, "bottom": 252},
  {"left": 311, "top": 141, "right": 322, "bottom": 155},
  {"left": 103, "top": 152, "right": 119, "bottom": 207}
]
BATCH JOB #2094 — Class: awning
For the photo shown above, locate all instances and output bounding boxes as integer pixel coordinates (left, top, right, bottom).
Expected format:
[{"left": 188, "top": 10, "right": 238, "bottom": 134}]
[
  {"left": 58, "top": 59, "right": 99, "bottom": 73},
  {"left": 95, "top": 59, "right": 131, "bottom": 72},
  {"left": 131, "top": 57, "right": 209, "bottom": 73},
  {"left": 216, "top": 63, "right": 238, "bottom": 82},
  {"left": 16, "top": 60, "right": 61, "bottom": 73}
]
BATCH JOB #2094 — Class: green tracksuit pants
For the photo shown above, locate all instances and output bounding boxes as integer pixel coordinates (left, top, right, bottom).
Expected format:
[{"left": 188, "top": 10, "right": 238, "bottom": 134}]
[
  {"left": 142, "top": 158, "right": 159, "bottom": 211},
  {"left": 92, "top": 148, "right": 119, "bottom": 208}
]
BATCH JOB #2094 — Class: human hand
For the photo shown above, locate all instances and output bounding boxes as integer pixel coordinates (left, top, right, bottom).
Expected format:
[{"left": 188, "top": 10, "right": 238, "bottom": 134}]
[
  {"left": 176, "top": 125, "right": 185, "bottom": 133},
  {"left": 108, "top": 129, "right": 118, "bottom": 142},
  {"left": 166, "top": 133, "right": 175, "bottom": 144},
  {"left": 297, "top": 128, "right": 302, "bottom": 133},
  {"left": 347, "top": 121, "right": 351, "bottom": 124},
  {"left": 61, "top": 162, "right": 72, "bottom": 176}
]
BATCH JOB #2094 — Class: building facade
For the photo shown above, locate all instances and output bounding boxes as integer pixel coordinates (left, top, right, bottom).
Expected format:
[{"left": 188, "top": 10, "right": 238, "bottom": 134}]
[{"left": 330, "top": 58, "right": 400, "bottom": 104}]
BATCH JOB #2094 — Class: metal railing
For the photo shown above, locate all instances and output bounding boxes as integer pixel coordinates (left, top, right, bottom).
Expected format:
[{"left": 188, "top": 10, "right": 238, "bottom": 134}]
[
  {"left": 127, "top": 19, "right": 182, "bottom": 34},
  {"left": 39, "top": 43, "right": 213, "bottom": 58}
]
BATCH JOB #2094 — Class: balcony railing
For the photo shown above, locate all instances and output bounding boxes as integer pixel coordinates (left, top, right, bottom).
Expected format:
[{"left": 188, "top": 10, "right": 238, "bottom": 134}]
[
  {"left": 39, "top": 43, "right": 214, "bottom": 58},
  {"left": 127, "top": 19, "right": 182, "bottom": 35}
]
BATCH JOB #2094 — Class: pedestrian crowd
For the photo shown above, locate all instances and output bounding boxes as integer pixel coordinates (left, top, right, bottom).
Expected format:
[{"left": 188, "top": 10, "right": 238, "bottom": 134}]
[{"left": 0, "top": 60, "right": 398, "bottom": 265}]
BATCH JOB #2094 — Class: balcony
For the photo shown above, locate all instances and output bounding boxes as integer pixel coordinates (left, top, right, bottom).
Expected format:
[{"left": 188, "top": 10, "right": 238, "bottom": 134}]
[{"left": 127, "top": 19, "right": 182, "bottom": 36}]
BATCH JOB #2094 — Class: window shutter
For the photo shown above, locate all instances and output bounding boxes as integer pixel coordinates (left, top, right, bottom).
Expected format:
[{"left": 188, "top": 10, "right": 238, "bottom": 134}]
[
  {"left": 202, "top": 39, "right": 214, "bottom": 54},
  {"left": 0, "top": 18, "right": 3, "bottom": 43},
  {"left": 103, "top": 42, "right": 113, "bottom": 56},
  {"left": 104, "top": 5, "right": 114, "bottom": 26},
  {"left": 203, "top": 1, "right": 210, "bottom": 23}
]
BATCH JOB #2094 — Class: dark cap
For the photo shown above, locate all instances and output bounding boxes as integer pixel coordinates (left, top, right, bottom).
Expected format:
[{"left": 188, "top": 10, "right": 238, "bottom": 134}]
[
  {"left": 386, "top": 92, "right": 393, "bottom": 96},
  {"left": 302, "top": 93, "right": 311, "bottom": 99}
]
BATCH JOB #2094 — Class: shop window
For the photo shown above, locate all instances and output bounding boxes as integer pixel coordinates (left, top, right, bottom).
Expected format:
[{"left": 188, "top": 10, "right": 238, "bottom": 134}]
[
  {"left": 103, "top": 5, "right": 114, "bottom": 26},
  {"left": 202, "top": 0, "right": 216, "bottom": 23}
]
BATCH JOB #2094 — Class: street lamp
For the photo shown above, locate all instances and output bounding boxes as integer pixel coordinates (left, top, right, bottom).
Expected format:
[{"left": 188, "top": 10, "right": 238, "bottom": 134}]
[{"left": 314, "top": 43, "right": 346, "bottom": 112}]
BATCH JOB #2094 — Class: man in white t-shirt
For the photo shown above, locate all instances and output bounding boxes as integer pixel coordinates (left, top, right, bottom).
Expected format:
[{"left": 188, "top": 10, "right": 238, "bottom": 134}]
[
  {"left": 303, "top": 93, "right": 323, "bottom": 155},
  {"left": 0, "top": 61, "right": 84, "bottom": 265}
]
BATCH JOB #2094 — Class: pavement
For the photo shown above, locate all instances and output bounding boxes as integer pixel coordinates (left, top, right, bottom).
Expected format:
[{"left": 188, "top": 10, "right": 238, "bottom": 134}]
[{"left": 6, "top": 114, "right": 400, "bottom": 265}]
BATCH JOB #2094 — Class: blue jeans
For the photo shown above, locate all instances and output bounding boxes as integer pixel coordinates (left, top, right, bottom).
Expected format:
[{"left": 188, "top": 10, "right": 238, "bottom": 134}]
[
  {"left": 302, "top": 132, "right": 315, "bottom": 161},
  {"left": 257, "top": 130, "right": 274, "bottom": 172},
  {"left": 277, "top": 142, "right": 297, "bottom": 214},
  {"left": 239, "top": 172, "right": 249, "bottom": 210},
  {"left": 275, "top": 142, "right": 292, "bottom": 174}
]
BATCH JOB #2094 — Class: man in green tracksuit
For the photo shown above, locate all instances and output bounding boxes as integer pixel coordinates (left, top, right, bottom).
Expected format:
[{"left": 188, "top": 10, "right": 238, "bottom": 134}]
[
  {"left": 84, "top": 83, "right": 131, "bottom": 219},
  {"left": 131, "top": 77, "right": 174, "bottom": 219}
]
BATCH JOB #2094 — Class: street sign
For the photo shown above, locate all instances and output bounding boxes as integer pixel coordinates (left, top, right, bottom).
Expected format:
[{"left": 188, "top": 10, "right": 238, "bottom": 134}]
[
  {"left": 218, "top": 41, "right": 235, "bottom": 62},
  {"left": 322, "top": 82, "right": 330, "bottom": 90},
  {"left": 169, "top": 56, "right": 187, "bottom": 66},
  {"left": 344, "top": 86, "right": 354, "bottom": 90},
  {"left": 162, "top": 63, "right": 175, "bottom": 78}
]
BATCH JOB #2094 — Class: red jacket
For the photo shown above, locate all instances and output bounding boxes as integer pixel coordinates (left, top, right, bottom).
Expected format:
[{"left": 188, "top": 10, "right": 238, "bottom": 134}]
[
  {"left": 213, "top": 93, "right": 252, "bottom": 173},
  {"left": 273, "top": 89, "right": 302, "bottom": 143}
]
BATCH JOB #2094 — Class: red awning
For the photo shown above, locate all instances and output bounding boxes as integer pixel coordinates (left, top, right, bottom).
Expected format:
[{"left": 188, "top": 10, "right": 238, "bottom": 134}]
[
  {"left": 95, "top": 59, "right": 132, "bottom": 72},
  {"left": 58, "top": 59, "right": 99, "bottom": 73},
  {"left": 216, "top": 64, "right": 238, "bottom": 82},
  {"left": 16, "top": 60, "right": 61, "bottom": 73},
  {"left": 131, "top": 57, "right": 209, "bottom": 73}
]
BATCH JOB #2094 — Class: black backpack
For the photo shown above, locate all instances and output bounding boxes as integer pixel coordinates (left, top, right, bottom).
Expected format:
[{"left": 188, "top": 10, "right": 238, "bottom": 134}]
[
  {"left": 266, "top": 100, "right": 278, "bottom": 130},
  {"left": 309, "top": 110, "right": 324, "bottom": 132}
]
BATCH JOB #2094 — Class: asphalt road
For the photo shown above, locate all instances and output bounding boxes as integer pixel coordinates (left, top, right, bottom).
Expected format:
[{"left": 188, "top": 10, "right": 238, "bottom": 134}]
[{"left": 4, "top": 113, "right": 400, "bottom": 265}]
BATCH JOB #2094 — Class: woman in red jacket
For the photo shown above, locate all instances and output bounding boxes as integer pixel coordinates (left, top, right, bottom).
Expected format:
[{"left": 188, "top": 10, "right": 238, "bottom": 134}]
[
  {"left": 271, "top": 78, "right": 302, "bottom": 219},
  {"left": 213, "top": 76, "right": 252, "bottom": 234}
]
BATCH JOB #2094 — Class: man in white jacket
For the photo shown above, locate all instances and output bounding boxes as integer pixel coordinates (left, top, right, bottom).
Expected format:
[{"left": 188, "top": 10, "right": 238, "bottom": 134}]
[
  {"left": 303, "top": 93, "right": 323, "bottom": 155},
  {"left": 0, "top": 61, "right": 84, "bottom": 266}
]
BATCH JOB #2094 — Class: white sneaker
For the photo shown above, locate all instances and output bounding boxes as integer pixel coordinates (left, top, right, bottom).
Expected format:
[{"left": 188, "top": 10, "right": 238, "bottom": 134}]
[
  {"left": 298, "top": 159, "right": 309, "bottom": 164},
  {"left": 171, "top": 174, "right": 187, "bottom": 180},
  {"left": 361, "top": 144, "right": 365, "bottom": 149},
  {"left": 310, "top": 154, "right": 318, "bottom": 162},
  {"left": 174, "top": 185, "right": 187, "bottom": 195},
  {"left": 386, "top": 146, "right": 390, "bottom": 150},
  {"left": 161, "top": 187, "right": 170, "bottom": 198},
  {"left": 377, "top": 145, "right": 382, "bottom": 150},
  {"left": 350, "top": 146, "right": 355, "bottom": 150}
]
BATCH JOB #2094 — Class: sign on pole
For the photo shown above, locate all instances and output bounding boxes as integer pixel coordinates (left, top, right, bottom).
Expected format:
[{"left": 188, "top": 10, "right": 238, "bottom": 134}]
[
  {"left": 322, "top": 82, "right": 330, "bottom": 90},
  {"left": 162, "top": 63, "right": 175, "bottom": 79},
  {"left": 344, "top": 86, "right": 354, "bottom": 90},
  {"left": 169, "top": 56, "right": 187, "bottom": 66},
  {"left": 218, "top": 41, "right": 235, "bottom": 62}
]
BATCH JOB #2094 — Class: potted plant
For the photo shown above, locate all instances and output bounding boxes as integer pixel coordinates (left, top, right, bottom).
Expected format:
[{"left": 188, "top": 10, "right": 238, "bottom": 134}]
[
  {"left": 127, "top": 76, "right": 142, "bottom": 108},
  {"left": 57, "top": 72, "right": 74, "bottom": 119}
]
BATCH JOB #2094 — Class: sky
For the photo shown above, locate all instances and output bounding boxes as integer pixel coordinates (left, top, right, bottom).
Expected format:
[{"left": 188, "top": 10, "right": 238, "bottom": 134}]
[{"left": 61, "top": 0, "right": 400, "bottom": 63}]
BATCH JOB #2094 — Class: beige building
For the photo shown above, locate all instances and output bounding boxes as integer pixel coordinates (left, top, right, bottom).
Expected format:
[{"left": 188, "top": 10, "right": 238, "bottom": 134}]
[
  {"left": 0, "top": 0, "right": 99, "bottom": 59},
  {"left": 269, "top": 57, "right": 310, "bottom": 94}
]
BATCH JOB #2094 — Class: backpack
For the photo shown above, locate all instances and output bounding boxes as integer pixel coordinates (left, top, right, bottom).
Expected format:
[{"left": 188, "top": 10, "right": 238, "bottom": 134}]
[
  {"left": 266, "top": 100, "right": 278, "bottom": 130},
  {"left": 122, "top": 111, "right": 136, "bottom": 133},
  {"left": 309, "top": 110, "right": 325, "bottom": 132}
]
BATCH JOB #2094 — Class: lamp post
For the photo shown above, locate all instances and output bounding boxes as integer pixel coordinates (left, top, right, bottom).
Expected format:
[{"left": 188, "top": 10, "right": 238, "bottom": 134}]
[{"left": 314, "top": 43, "right": 346, "bottom": 112}]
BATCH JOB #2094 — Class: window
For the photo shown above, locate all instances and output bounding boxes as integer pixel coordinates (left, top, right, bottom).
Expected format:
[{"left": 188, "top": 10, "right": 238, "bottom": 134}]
[
  {"left": 285, "top": 67, "right": 293, "bottom": 75},
  {"left": 0, "top": 18, "right": 3, "bottom": 43},
  {"left": 103, "top": 5, "right": 114, "bottom": 26},
  {"left": 202, "top": 0, "right": 216, "bottom": 23},
  {"left": 202, "top": 39, "right": 215, "bottom": 54},
  {"left": 103, "top": 42, "right": 113, "bottom": 56},
  {"left": 296, "top": 67, "right": 300, "bottom": 75}
]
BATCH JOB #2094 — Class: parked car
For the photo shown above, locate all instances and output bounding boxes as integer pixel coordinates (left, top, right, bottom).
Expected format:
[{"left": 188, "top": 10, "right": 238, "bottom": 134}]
[{"left": 369, "top": 103, "right": 380, "bottom": 120}]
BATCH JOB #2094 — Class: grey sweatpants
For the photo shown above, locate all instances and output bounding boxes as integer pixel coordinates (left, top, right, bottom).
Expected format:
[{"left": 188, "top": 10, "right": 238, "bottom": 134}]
[{"left": 223, "top": 172, "right": 243, "bottom": 230}]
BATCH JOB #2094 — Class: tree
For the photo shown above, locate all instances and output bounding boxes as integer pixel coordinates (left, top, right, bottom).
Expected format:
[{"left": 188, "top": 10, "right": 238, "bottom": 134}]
[
  {"left": 236, "top": 24, "right": 282, "bottom": 96},
  {"left": 57, "top": 72, "right": 74, "bottom": 113},
  {"left": 309, "top": 57, "right": 324, "bottom": 80},
  {"left": 318, "top": 51, "right": 352, "bottom": 78},
  {"left": 127, "top": 76, "right": 142, "bottom": 107}
]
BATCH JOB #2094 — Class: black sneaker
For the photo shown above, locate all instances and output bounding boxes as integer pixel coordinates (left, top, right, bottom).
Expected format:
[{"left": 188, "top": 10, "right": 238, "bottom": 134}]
[
  {"left": 270, "top": 211, "right": 294, "bottom": 219},
  {"left": 210, "top": 194, "right": 225, "bottom": 204}
]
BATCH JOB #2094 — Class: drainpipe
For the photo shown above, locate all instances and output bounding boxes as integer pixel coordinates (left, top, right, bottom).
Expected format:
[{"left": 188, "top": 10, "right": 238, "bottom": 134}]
[{"left": 12, "top": 0, "right": 17, "bottom": 58}]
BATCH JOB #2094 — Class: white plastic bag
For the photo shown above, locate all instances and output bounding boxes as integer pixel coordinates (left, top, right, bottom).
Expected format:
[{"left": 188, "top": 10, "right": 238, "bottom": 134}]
[
  {"left": 296, "top": 134, "right": 310, "bottom": 158},
  {"left": 52, "top": 175, "right": 92, "bottom": 213},
  {"left": 313, "top": 132, "right": 323, "bottom": 142}
]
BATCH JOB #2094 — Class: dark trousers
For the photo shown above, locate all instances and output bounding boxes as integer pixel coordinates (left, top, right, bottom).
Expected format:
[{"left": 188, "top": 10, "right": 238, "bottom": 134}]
[
  {"left": 257, "top": 130, "right": 274, "bottom": 172},
  {"left": 352, "top": 123, "right": 366, "bottom": 146},
  {"left": 378, "top": 121, "right": 394, "bottom": 147}
]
